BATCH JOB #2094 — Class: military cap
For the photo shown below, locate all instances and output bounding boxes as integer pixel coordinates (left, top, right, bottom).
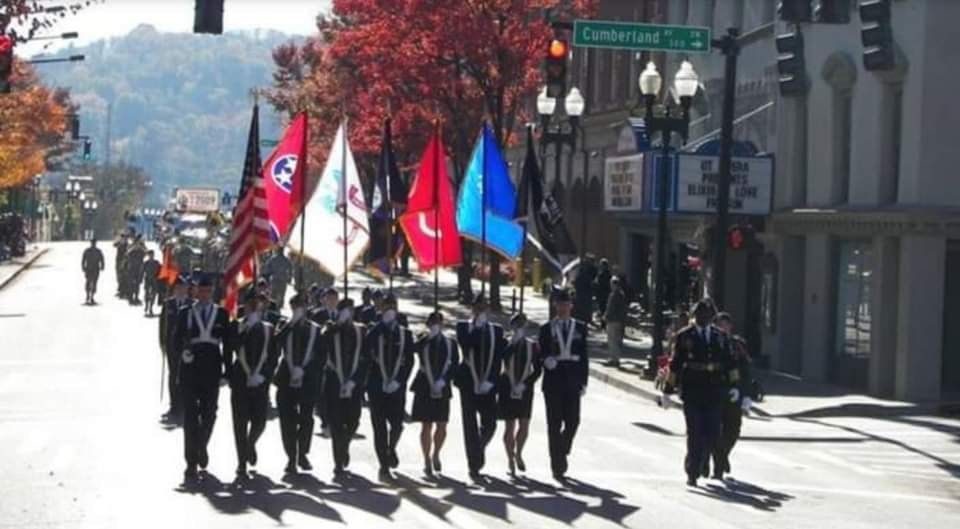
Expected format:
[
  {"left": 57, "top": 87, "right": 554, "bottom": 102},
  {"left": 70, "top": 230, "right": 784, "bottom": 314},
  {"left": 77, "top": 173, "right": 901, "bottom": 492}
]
[
  {"left": 323, "top": 287, "right": 339, "bottom": 297},
  {"left": 383, "top": 292, "right": 398, "bottom": 307},
  {"left": 289, "top": 292, "right": 308, "bottom": 307},
  {"left": 552, "top": 287, "right": 572, "bottom": 303},
  {"left": 371, "top": 288, "right": 385, "bottom": 300},
  {"left": 426, "top": 311, "right": 444, "bottom": 325},
  {"left": 337, "top": 298, "right": 355, "bottom": 311},
  {"left": 196, "top": 273, "right": 215, "bottom": 287}
]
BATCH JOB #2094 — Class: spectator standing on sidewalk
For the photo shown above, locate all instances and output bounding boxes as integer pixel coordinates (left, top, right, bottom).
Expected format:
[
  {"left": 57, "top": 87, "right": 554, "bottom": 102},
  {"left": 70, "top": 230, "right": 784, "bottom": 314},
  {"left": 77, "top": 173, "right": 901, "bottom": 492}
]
[
  {"left": 573, "top": 255, "right": 596, "bottom": 324},
  {"left": 593, "top": 259, "right": 612, "bottom": 324},
  {"left": 602, "top": 277, "right": 627, "bottom": 368}
]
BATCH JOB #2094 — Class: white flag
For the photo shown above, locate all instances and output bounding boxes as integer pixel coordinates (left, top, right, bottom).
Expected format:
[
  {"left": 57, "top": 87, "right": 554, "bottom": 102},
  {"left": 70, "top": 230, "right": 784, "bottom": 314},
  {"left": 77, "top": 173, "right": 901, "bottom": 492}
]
[{"left": 287, "top": 123, "right": 370, "bottom": 278}]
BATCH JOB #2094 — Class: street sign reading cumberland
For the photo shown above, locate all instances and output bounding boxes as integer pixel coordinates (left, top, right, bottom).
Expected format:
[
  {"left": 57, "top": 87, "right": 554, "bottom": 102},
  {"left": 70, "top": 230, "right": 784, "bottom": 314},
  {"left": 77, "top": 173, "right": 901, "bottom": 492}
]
[{"left": 573, "top": 19, "right": 711, "bottom": 53}]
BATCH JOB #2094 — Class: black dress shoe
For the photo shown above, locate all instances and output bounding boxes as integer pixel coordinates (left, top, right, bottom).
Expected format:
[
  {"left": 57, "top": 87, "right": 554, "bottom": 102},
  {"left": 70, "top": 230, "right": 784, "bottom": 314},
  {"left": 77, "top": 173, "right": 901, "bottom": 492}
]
[
  {"left": 198, "top": 449, "right": 209, "bottom": 469},
  {"left": 553, "top": 472, "right": 567, "bottom": 484},
  {"left": 712, "top": 471, "right": 725, "bottom": 481},
  {"left": 334, "top": 465, "right": 346, "bottom": 478},
  {"left": 686, "top": 476, "right": 698, "bottom": 487},
  {"left": 236, "top": 464, "right": 248, "bottom": 477},
  {"left": 469, "top": 470, "right": 483, "bottom": 483},
  {"left": 378, "top": 468, "right": 392, "bottom": 482},
  {"left": 284, "top": 459, "right": 297, "bottom": 474},
  {"left": 298, "top": 454, "right": 313, "bottom": 471},
  {"left": 247, "top": 445, "right": 258, "bottom": 466},
  {"left": 184, "top": 465, "right": 199, "bottom": 481}
]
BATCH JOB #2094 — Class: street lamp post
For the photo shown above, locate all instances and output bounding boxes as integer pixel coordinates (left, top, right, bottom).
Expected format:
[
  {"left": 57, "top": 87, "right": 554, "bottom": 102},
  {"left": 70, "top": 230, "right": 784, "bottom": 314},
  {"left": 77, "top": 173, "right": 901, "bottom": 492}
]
[
  {"left": 537, "top": 84, "right": 584, "bottom": 239},
  {"left": 639, "top": 61, "right": 699, "bottom": 377}
]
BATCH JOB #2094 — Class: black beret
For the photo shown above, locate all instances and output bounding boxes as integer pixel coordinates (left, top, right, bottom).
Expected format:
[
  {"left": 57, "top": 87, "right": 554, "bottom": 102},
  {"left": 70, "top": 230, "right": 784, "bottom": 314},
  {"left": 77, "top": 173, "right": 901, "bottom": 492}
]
[
  {"left": 371, "top": 289, "right": 385, "bottom": 300},
  {"left": 426, "top": 311, "right": 444, "bottom": 325},
  {"left": 197, "top": 274, "right": 214, "bottom": 287},
  {"left": 552, "top": 287, "right": 572, "bottom": 302},
  {"left": 324, "top": 287, "right": 339, "bottom": 297}
]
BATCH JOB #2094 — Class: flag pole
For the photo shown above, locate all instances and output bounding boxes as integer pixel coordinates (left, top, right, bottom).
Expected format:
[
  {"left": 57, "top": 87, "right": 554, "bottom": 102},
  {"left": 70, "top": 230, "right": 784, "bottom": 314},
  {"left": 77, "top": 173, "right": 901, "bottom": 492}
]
[
  {"left": 341, "top": 120, "right": 349, "bottom": 299},
  {"left": 386, "top": 118, "right": 394, "bottom": 295},
  {"left": 519, "top": 128, "right": 532, "bottom": 314},
  {"left": 480, "top": 123, "right": 487, "bottom": 299},
  {"left": 433, "top": 121, "right": 440, "bottom": 314},
  {"left": 298, "top": 112, "right": 307, "bottom": 293}
]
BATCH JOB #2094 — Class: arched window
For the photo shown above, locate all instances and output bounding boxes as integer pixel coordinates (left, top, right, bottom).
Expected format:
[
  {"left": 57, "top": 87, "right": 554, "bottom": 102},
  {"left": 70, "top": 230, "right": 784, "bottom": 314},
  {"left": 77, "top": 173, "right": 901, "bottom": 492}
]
[{"left": 821, "top": 53, "right": 858, "bottom": 205}]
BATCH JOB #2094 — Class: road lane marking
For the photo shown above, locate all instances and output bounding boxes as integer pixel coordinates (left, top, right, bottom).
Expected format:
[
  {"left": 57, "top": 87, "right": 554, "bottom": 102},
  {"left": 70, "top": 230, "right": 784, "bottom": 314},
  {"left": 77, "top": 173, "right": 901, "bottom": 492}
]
[{"left": 803, "top": 450, "right": 883, "bottom": 476}]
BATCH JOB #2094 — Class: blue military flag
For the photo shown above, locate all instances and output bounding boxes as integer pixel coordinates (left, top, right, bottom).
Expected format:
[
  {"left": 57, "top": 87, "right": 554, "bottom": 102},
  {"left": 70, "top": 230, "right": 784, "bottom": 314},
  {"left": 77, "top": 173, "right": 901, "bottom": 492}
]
[{"left": 455, "top": 124, "right": 524, "bottom": 259}]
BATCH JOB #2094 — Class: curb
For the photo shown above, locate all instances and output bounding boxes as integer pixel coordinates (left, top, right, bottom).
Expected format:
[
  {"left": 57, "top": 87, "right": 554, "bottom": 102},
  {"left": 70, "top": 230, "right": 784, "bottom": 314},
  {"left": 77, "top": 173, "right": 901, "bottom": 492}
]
[
  {"left": 0, "top": 247, "right": 49, "bottom": 291},
  {"left": 588, "top": 365, "right": 661, "bottom": 403}
]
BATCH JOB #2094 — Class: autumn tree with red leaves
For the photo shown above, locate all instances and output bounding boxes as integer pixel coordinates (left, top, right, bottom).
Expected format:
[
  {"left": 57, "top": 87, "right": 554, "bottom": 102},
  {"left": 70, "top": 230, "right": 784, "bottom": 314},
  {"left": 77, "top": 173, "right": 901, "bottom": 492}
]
[{"left": 268, "top": 0, "right": 596, "bottom": 307}]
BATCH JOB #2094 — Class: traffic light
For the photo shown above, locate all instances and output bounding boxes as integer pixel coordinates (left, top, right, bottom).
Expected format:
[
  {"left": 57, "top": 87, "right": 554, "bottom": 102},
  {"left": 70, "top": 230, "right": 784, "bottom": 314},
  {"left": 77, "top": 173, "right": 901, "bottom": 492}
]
[
  {"left": 194, "top": 0, "right": 224, "bottom": 35},
  {"left": 70, "top": 115, "right": 80, "bottom": 140},
  {"left": 815, "top": 0, "right": 851, "bottom": 23},
  {"left": 0, "top": 35, "right": 13, "bottom": 94},
  {"left": 728, "top": 225, "right": 756, "bottom": 251},
  {"left": 82, "top": 139, "right": 92, "bottom": 161},
  {"left": 779, "top": 0, "right": 813, "bottom": 23},
  {"left": 776, "top": 29, "right": 808, "bottom": 96},
  {"left": 860, "top": 0, "right": 895, "bottom": 71},
  {"left": 544, "top": 38, "right": 569, "bottom": 98}
]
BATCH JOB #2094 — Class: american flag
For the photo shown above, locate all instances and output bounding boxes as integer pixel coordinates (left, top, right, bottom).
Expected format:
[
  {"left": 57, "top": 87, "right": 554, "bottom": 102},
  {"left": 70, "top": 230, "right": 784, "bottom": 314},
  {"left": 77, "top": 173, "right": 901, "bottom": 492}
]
[{"left": 223, "top": 104, "right": 270, "bottom": 315}]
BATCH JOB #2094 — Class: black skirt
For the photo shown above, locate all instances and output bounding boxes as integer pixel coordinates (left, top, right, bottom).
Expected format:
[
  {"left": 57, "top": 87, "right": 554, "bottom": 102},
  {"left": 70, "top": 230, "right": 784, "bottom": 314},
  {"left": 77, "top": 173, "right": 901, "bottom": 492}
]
[
  {"left": 497, "top": 384, "right": 535, "bottom": 420},
  {"left": 411, "top": 391, "right": 451, "bottom": 423}
]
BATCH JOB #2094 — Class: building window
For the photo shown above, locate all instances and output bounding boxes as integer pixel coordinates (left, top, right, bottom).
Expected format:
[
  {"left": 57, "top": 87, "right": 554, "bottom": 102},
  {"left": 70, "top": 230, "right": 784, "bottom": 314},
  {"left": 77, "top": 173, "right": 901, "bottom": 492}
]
[
  {"left": 882, "top": 85, "right": 903, "bottom": 204},
  {"left": 833, "top": 90, "right": 852, "bottom": 204},
  {"left": 834, "top": 241, "right": 873, "bottom": 360}
]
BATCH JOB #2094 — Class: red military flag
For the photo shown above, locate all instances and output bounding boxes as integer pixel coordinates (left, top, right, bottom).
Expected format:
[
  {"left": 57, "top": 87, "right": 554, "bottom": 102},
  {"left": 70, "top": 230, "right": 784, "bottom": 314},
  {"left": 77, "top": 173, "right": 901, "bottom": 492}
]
[
  {"left": 223, "top": 104, "right": 270, "bottom": 315},
  {"left": 398, "top": 130, "right": 461, "bottom": 270},
  {"left": 262, "top": 112, "right": 308, "bottom": 243}
]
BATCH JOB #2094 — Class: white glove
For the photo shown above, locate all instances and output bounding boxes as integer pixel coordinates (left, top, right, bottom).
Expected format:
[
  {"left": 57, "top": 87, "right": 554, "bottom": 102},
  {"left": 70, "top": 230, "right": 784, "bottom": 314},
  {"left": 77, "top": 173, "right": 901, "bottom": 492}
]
[
  {"left": 291, "top": 366, "right": 305, "bottom": 381},
  {"left": 432, "top": 379, "right": 446, "bottom": 395},
  {"left": 729, "top": 388, "right": 740, "bottom": 403},
  {"left": 181, "top": 350, "right": 194, "bottom": 364},
  {"left": 341, "top": 380, "right": 356, "bottom": 398},
  {"left": 543, "top": 356, "right": 558, "bottom": 370},
  {"left": 741, "top": 396, "right": 753, "bottom": 413},
  {"left": 478, "top": 381, "right": 494, "bottom": 394},
  {"left": 219, "top": 377, "right": 229, "bottom": 387},
  {"left": 515, "top": 383, "right": 527, "bottom": 395},
  {"left": 247, "top": 373, "right": 266, "bottom": 387},
  {"left": 580, "top": 386, "right": 587, "bottom": 397},
  {"left": 384, "top": 380, "right": 401, "bottom": 394}
]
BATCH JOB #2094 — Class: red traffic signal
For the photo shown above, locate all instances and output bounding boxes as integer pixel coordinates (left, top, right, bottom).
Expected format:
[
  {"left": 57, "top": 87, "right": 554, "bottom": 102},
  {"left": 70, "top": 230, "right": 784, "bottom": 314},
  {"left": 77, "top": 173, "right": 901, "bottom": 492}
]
[
  {"left": 0, "top": 35, "right": 13, "bottom": 94},
  {"left": 727, "top": 225, "right": 755, "bottom": 250},
  {"left": 544, "top": 38, "right": 569, "bottom": 98}
]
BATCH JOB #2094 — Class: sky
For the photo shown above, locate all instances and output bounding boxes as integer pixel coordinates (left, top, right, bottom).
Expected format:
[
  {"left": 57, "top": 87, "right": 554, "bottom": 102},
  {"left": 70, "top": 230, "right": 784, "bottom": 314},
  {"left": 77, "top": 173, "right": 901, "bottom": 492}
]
[{"left": 17, "top": 0, "right": 331, "bottom": 56}]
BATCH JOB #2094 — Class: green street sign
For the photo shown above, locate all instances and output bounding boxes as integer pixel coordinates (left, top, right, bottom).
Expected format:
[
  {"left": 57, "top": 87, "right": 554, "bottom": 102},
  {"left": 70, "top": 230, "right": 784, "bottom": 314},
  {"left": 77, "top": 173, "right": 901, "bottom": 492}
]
[{"left": 573, "top": 20, "right": 711, "bottom": 53}]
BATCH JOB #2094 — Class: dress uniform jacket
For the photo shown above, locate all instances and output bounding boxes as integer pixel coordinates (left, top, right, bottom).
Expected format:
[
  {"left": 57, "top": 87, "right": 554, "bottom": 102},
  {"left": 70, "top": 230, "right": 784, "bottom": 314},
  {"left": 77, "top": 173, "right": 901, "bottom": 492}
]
[
  {"left": 454, "top": 321, "right": 506, "bottom": 397},
  {"left": 537, "top": 318, "right": 589, "bottom": 395},
  {"left": 175, "top": 302, "right": 231, "bottom": 387},
  {"left": 668, "top": 324, "right": 738, "bottom": 406},
  {"left": 226, "top": 319, "right": 279, "bottom": 391},
  {"left": 321, "top": 322, "right": 369, "bottom": 469},
  {"left": 497, "top": 336, "right": 542, "bottom": 420},
  {"left": 410, "top": 333, "right": 459, "bottom": 422},
  {"left": 365, "top": 322, "right": 415, "bottom": 397},
  {"left": 274, "top": 317, "right": 325, "bottom": 462}
]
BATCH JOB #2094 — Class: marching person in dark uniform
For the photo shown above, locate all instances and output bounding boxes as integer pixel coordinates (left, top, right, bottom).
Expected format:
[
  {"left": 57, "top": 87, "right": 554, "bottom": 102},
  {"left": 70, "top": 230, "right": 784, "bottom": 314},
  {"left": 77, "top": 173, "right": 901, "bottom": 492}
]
[
  {"left": 275, "top": 293, "right": 324, "bottom": 474},
  {"left": 455, "top": 294, "right": 506, "bottom": 481},
  {"left": 710, "top": 312, "right": 755, "bottom": 480},
  {"left": 309, "top": 287, "right": 339, "bottom": 437},
  {"left": 142, "top": 250, "right": 161, "bottom": 317},
  {"left": 410, "top": 311, "right": 459, "bottom": 477},
  {"left": 113, "top": 232, "right": 129, "bottom": 298},
  {"left": 365, "top": 293, "right": 414, "bottom": 481},
  {"left": 322, "top": 298, "right": 369, "bottom": 477},
  {"left": 159, "top": 274, "right": 191, "bottom": 422},
  {"left": 537, "top": 288, "right": 589, "bottom": 483},
  {"left": 173, "top": 274, "right": 231, "bottom": 481},
  {"left": 81, "top": 238, "right": 104, "bottom": 305},
  {"left": 663, "top": 300, "right": 739, "bottom": 487},
  {"left": 226, "top": 292, "right": 279, "bottom": 478},
  {"left": 125, "top": 235, "right": 146, "bottom": 305},
  {"left": 498, "top": 313, "right": 541, "bottom": 476},
  {"left": 357, "top": 287, "right": 376, "bottom": 324}
]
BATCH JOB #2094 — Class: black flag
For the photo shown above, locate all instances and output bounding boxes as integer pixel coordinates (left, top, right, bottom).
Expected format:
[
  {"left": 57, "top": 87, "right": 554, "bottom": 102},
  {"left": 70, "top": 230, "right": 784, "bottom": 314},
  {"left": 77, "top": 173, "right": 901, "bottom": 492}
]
[
  {"left": 366, "top": 118, "right": 407, "bottom": 274},
  {"left": 516, "top": 127, "right": 577, "bottom": 270}
]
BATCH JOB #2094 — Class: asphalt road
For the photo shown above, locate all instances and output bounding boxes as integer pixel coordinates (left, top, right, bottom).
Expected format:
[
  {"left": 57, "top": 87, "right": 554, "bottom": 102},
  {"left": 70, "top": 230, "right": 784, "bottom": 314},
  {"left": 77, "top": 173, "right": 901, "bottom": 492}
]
[{"left": 1, "top": 242, "right": 958, "bottom": 528}]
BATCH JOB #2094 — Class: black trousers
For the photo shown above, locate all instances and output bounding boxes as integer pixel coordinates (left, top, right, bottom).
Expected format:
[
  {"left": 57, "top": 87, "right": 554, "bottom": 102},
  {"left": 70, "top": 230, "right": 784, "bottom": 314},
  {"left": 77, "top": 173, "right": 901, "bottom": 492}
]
[
  {"left": 277, "top": 386, "right": 316, "bottom": 461},
  {"left": 230, "top": 386, "right": 269, "bottom": 467},
  {"left": 459, "top": 390, "right": 497, "bottom": 473},
  {"left": 712, "top": 403, "right": 743, "bottom": 474},
  {"left": 164, "top": 348, "right": 182, "bottom": 414},
  {"left": 182, "top": 381, "right": 219, "bottom": 467},
  {"left": 328, "top": 394, "right": 363, "bottom": 468},
  {"left": 369, "top": 392, "right": 405, "bottom": 469},
  {"left": 682, "top": 402, "right": 722, "bottom": 479},
  {"left": 84, "top": 272, "right": 99, "bottom": 297},
  {"left": 544, "top": 390, "right": 581, "bottom": 476}
]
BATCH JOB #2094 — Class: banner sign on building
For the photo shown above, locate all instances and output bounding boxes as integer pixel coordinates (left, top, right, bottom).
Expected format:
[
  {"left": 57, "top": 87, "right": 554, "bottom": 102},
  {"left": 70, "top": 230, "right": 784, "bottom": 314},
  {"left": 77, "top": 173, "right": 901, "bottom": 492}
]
[
  {"left": 674, "top": 154, "right": 773, "bottom": 215},
  {"left": 604, "top": 153, "right": 645, "bottom": 211},
  {"left": 175, "top": 187, "right": 221, "bottom": 213}
]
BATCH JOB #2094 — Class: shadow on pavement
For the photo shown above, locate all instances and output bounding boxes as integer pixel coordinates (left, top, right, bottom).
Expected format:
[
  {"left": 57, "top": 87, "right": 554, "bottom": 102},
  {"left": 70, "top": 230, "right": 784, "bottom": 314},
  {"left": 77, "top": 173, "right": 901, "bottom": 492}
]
[{"left": 689, "top": 478, "right": 793, "bottom": 512}]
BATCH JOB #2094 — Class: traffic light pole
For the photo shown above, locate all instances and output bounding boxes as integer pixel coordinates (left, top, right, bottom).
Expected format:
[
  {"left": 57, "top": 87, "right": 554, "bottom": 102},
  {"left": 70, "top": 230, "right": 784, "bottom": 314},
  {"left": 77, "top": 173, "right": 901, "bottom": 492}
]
[{"left": 711, "top": 28, "right": 740, "bottom": 310}]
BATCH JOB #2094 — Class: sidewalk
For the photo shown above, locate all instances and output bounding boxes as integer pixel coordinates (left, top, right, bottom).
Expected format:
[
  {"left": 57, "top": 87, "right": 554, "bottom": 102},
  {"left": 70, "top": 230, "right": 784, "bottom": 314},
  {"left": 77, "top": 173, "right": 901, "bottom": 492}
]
[{"left": 0, "top": 243, "right": 48, "bottom": 291}]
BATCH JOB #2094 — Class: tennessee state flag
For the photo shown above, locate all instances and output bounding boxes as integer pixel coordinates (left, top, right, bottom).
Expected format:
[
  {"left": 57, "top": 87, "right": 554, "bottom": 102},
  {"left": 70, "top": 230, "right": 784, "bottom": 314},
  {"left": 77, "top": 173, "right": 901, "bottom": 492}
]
[
  {"left": 262, "top": 113, "right": 308, "bottom": 242},
  {"left": 399, "top": 129, "right": 461, "bottom": 270}
]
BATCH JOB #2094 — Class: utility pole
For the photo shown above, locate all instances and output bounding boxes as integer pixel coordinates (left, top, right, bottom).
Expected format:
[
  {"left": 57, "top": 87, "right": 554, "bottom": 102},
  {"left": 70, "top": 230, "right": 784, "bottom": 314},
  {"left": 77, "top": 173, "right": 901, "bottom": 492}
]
[
  {"left": 711, "top": 28, "right": 740, "bottom": 310},
  {"left": 104, "top": 100, "right": 112, "bottom": 167}
]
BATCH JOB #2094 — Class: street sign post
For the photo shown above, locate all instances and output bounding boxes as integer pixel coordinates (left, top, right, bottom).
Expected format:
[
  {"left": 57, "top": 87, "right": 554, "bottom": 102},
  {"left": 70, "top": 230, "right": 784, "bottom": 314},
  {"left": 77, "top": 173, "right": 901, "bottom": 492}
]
[{"left": 572, "top": 20, "right": 711, "bottom": 53}]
